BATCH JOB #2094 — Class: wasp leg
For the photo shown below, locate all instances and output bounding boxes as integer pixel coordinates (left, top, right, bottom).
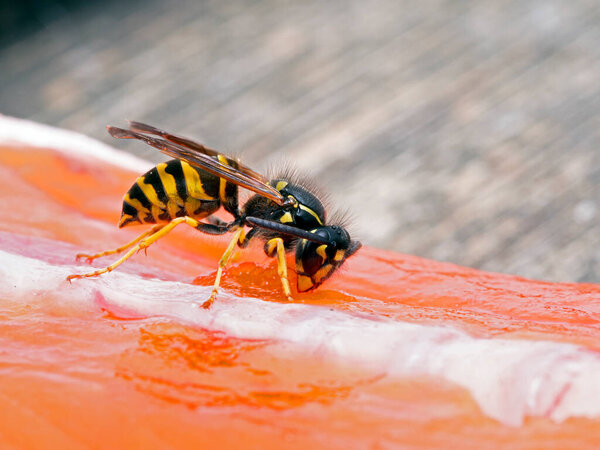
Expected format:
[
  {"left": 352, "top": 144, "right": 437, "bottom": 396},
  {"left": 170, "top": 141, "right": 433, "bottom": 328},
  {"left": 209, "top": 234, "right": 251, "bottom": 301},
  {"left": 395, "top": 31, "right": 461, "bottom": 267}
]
[
  {"left": 265, "top": 237, "right": 293, "bottom": 302},
  {"left": 205, "top": 216, "right": 229, "bottom": 227},
  {"left": 236, "top": 227, "right": 257, "bottom": 248},
  {"left": 196, "top": 220, "right": 244, "bottom": 266},
  {"left": 67, "top": 217, "right": 204, "bottom": 282},
  {"left": 195, "top": 220, "right": 239, "bottom": 235},
  {"left": 76, "top": 224, "right": 165, "bottom": 263},
  {"left": 275, "top": 238, "right": 294, "bottom": 302},
  {"left": 201, "top": 227, "right": 245, "bottom": 309},
  {"left": 222, "top": 227, "right": 257, "bottom": 264}
]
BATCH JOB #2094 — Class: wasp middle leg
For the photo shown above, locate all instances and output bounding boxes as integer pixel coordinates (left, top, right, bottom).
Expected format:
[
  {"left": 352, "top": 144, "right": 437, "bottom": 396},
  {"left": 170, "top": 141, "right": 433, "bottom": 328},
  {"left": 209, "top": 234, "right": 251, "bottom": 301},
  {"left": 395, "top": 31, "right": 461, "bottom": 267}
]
[{"left": 201, "top": 227, "right": 247, "bottom": 309}]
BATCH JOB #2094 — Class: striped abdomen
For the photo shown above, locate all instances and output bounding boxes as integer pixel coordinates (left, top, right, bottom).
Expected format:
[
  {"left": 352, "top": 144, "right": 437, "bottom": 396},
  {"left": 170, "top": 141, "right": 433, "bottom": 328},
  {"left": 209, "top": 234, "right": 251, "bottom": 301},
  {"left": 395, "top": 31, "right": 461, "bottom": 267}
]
[{"left": 119, "top": 158, "right": 239, "bottom": 228}]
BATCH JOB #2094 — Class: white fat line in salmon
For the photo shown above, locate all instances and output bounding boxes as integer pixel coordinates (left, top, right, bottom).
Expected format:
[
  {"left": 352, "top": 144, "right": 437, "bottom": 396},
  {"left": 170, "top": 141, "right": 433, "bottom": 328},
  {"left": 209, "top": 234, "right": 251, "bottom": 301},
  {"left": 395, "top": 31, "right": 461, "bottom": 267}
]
[{"left": 2, "top": 248, "right": 600, "bottom": 426}]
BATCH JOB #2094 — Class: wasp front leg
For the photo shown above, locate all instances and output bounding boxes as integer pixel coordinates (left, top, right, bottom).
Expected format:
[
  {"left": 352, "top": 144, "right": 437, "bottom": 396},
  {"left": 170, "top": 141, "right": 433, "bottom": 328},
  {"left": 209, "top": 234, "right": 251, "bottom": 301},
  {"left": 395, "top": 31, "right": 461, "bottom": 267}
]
[{"left": 265, "top": 237, "right": 294, "bottom": 302}]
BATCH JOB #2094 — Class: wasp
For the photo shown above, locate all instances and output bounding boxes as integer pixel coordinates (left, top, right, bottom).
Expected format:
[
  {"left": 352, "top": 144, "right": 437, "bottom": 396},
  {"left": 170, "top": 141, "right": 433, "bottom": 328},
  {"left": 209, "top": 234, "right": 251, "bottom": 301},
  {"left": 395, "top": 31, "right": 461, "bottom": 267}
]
[{"left": 67, "top": 122, "right": 361, "bottom": 308}]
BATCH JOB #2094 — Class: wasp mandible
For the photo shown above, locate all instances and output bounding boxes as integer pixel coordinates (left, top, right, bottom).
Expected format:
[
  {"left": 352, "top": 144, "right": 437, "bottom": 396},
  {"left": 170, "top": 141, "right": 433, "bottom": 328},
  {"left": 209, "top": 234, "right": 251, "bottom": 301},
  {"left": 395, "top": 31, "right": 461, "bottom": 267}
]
[{"left": 67, "top": 122, "right": 361, "bottom": 308}]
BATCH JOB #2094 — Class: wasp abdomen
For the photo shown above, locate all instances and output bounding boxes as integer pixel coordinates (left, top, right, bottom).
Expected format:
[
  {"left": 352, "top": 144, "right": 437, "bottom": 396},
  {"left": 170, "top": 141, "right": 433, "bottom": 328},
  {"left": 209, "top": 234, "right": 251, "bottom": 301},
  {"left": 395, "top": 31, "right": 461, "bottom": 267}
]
[{"left": 119, "top": 159, "right": 227, "bottom": 227}]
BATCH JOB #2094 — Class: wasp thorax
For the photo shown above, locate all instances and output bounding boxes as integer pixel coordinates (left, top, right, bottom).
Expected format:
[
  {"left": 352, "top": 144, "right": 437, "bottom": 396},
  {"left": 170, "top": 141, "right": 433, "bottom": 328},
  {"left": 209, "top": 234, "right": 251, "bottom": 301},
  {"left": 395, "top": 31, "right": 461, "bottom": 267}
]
[
  {"left": 270, "top": 180, "right": 326, "bottom": 231},
  {"left": 295, "top": 225, "right": 360, "bottom": 292}
]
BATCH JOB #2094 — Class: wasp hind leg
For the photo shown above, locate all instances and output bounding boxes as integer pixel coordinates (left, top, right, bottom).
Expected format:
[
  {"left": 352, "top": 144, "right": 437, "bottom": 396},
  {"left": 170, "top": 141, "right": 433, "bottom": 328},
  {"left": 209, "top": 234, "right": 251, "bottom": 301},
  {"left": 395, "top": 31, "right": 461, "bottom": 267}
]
[
  {"left": 76, "top": 224, "right": 165, "bottom": 263},
  {"left": 67, "top": 217, "right": 210, "bottom": 282}
]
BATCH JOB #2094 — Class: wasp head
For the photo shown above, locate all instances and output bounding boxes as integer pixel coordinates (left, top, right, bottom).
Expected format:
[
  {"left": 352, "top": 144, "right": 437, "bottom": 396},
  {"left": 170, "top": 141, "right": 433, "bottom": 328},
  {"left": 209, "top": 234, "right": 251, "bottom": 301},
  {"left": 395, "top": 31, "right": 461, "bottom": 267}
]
[{"left": 295, "top": 225, "right": 361, "bottom": 292}]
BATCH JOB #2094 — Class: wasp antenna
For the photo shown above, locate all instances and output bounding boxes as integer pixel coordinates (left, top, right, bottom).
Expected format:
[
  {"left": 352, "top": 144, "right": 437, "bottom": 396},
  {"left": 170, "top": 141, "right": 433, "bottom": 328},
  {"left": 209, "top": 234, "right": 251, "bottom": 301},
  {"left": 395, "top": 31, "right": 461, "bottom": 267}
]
[{"left": 245, "top": 217, "right": 331, "bottom": 244}]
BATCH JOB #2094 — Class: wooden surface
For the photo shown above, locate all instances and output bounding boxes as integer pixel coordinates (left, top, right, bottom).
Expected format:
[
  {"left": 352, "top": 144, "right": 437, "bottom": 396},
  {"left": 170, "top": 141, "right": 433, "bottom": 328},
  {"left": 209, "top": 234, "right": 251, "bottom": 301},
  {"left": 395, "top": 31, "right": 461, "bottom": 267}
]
[{"left": 1, "top": 0, "right": 599, "bottom": 283}]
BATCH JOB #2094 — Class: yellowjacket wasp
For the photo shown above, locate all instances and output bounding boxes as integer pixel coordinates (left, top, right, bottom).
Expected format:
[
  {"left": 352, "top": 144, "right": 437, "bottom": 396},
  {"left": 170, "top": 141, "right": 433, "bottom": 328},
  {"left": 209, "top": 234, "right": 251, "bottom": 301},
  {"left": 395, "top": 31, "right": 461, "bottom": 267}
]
[{"left": 68, "top": 122, "right": 361, "bottom": 308}]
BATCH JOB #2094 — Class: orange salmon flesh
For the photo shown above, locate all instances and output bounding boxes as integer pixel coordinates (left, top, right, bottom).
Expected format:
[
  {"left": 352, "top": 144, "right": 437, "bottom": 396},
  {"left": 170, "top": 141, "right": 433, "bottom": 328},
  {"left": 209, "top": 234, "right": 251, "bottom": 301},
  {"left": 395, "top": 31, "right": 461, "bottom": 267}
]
[{"left": 1, "top": 118, "right": 600, "bottom": 448}]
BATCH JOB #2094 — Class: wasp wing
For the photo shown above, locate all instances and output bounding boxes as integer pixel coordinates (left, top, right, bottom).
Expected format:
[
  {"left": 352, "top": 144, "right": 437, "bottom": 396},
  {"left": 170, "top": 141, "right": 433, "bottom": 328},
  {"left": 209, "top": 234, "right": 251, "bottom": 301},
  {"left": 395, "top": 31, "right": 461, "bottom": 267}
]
[
  {"left": 128, "top": 121, "right": 269, "bottom": 183},
  {"left": 107, "top": 125, "right": 287, "bottom": 206},
  {"left": 128, "top": 121, "right": 220, "bottom": 158}
]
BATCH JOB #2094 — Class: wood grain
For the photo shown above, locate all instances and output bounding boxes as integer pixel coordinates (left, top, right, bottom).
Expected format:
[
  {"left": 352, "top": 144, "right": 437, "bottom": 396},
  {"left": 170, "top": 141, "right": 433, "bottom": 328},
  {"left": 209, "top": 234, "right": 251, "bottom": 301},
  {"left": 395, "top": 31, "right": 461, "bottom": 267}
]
[{"left": 1, "top": 0, "right": 599, "bottom": 282}]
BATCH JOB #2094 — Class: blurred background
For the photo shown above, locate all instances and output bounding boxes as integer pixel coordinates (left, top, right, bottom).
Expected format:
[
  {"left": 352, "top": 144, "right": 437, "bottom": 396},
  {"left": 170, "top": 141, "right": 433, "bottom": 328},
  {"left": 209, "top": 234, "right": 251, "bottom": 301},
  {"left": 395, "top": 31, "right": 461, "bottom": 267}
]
[{"left": 1, "top": 0, "right": 599, "bottom": 282}]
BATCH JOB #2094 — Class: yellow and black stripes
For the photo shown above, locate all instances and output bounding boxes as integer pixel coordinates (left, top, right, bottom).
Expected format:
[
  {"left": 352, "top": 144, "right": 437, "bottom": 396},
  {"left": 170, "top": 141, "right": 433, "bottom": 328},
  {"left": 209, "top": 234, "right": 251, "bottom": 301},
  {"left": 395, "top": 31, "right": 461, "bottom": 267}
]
[{"left": 119, "top": 158, "right": 239, "bottom": 228}]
